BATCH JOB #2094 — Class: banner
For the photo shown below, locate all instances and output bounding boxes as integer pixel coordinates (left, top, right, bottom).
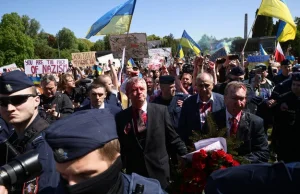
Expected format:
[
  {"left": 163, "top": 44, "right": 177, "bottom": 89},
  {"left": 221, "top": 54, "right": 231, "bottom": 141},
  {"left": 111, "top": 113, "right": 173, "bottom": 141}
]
[
  {"left": 109, "top": 33, "right": 149, "bottom": 58},
  {"left": 247, "top": 55, "right": 270, "bottom": 71},
  {"left": 0, "top": 63, "right": 18, "bottom": 73},
  {"left": 210, "top": 46, "right": 230, "bottom": 62},
  {"left": 24, "top": 59, "right": 69, "bottom": 74},
  {"left": 71, "top": 51, "right": 96, "bottom": 67},
  {"left": 144, "top": 48, "right": 172, "bottom": 70}
]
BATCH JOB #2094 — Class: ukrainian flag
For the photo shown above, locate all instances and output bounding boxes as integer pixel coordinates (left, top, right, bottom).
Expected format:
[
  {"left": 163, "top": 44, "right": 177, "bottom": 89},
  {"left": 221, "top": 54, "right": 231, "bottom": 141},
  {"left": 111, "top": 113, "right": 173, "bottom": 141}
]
[
  {"left": 127, "top": 58, "right": 135, "bottom": 67},
  {"left": 86, "top": 0, "right": 137, "bottom": 39},
  {"left": 257, "top": 0, "right": 296, "bottom": 42},
  {"left": 259, "top": 44, "right": 268, "bottom": 55},
  {"left": 29, "top": 77, "right": 41, "bottom": 85},
  {"left": 177, "top": 44, "right": 184, "bottom": 59},
  {"left": 180, "top": 30, "right": 201, "bottom": 55}
]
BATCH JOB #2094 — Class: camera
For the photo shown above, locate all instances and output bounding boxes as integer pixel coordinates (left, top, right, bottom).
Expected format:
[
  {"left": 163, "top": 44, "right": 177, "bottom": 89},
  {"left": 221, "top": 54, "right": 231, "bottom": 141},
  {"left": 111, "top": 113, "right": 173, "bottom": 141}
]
[{"left": 0, "top": 150, "right": 42, "bottom": 187}]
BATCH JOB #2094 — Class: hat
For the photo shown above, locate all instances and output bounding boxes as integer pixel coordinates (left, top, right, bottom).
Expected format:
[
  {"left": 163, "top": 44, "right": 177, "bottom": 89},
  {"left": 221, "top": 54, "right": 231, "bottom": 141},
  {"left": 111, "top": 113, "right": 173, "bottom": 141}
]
[
  {"left": 159, "top": 75, "right": 175, "bottom": 85},
  {"left": 281, "top": 59, "right": 291, "bottom": 66},
  {"left": 292, "top": 72, "right": 300, "bottom": 81},
  {"left": 229, "top": 66, "right": 245, "bottom": 76},
  {"left": 292, "top": 64, "right": 300, "bottom": 73},
  {"left": 0, "top": 71, "right": 34, "bottom": 94},
  {"left": 46, "top": 109, "right": 118, "bottom": 163},
  {"left": 255, "top": 63, "right": 267, "bottom": 71}
]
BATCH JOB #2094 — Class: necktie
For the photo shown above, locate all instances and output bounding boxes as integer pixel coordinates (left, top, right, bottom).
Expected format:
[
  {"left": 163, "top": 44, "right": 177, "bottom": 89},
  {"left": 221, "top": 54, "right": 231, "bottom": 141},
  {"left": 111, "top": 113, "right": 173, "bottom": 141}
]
[
  {"left": 230, "top": 117, "right": 238, "bottom": 136},
  {"left": 199, "top": 101, "right": 212, "bottom": 113},
  {"left": 134, "top": 109, "right": 147, "bottom": 133}
]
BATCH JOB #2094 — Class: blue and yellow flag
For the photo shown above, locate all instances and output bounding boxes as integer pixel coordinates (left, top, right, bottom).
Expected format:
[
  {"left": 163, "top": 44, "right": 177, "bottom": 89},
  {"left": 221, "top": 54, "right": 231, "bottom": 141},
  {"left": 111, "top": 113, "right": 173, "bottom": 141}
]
[
  {"left": 29, "top": 77, "right": 41, "bottom": 85},
  {"left": 259, "top": 44, "right": 268, "bottom": 55},
  {"left": 177, "top": 44, "right": 184, "bottom": 59},
  {"left": 127, "top": 58, "right": 135, "bottom": 67},
  {"left": 257, "top": 0, "right": 296, "bottom": 42},
  {"left": 180, "top": 30, "right": 201, "bottom": 55},
  {"left": 86, "top": 0, "right": 137, "bottom": 39}
]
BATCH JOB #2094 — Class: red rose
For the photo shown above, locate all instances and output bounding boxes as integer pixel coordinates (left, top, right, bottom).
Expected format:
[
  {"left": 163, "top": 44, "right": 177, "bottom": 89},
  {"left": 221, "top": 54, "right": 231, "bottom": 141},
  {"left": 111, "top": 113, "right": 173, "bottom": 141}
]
[
  {"left": 220, "top": 165, "right": 227, "bottom": 169},
  {"left": 141, "top": 112, "right": 147, "bottom": 124},
  {"left": 211, "top": 151, "right": 218, "bottom": 160},
  {"left": 225, "top": 154, "right": 234, "bottom": 163},
  {"left": 232, "top": 160, "right": 240, "bottom": 166},
  {"left": 199, "top": 149, "right": 208, "bottom": 158},
  {"left": 216, "top": 150, "right": 226, "bottom": 158}
]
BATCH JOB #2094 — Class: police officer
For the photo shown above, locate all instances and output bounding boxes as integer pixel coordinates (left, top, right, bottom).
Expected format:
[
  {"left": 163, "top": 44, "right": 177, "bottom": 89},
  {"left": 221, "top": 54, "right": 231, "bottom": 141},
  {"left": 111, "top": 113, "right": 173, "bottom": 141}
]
[
  {"left": 0, "top": 116, "right": 14, "bottom": 166},
  {"left": 273, "top": 59, "right": 292, "bottom": 85},
  {"left": 45, "top": 109, "right": 165, "bottom": 194},
  {"left": 152, "top": 75, "right": 189, "bottom": 132},
  {"left": 0, "top": 71, "right": 59, "bottom": 194}
]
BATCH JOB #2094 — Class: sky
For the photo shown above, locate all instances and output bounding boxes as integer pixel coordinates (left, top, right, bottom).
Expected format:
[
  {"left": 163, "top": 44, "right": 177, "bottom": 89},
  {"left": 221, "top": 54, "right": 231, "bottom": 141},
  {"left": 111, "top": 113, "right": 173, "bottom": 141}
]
[{"left": 0, "top": 0, "right": 299, "bottom": 43}]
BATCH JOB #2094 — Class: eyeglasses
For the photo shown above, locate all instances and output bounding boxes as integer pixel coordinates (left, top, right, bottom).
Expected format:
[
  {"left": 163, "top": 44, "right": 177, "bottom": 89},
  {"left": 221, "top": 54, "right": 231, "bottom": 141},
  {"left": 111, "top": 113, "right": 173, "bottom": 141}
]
[{"left": 0, "top": 94, "right": 36, "bottom": 107}]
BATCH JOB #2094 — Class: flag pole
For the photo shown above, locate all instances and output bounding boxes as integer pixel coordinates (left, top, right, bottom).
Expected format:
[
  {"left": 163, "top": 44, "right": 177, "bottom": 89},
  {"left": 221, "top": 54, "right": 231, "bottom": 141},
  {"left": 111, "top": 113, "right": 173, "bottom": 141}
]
[{"left": 242, "top": 14, "right": 258, "bottom": 53}]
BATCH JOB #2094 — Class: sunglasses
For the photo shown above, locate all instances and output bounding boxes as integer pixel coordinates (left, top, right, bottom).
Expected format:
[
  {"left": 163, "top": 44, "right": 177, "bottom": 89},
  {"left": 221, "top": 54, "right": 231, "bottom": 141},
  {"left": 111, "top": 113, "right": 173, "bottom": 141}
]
[{"left": 0, "top": 94, "right": 36, "bottom": 107}]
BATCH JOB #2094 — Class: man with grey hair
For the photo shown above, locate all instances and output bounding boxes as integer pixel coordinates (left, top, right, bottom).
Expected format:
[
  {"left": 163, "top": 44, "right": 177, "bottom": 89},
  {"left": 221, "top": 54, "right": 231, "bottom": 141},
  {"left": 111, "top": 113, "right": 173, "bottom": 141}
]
[
  {"left": 203, "top": 81, "right": 269, "bottom": 163},
  {"left": 178, "top": 72, "right": 225, "bottom": 143},
  {"left": 115, "top": 76, "right": 187, "bottom": 190},
  {"left": 40, "top": 74, "right": 73, "bottom": 123}
]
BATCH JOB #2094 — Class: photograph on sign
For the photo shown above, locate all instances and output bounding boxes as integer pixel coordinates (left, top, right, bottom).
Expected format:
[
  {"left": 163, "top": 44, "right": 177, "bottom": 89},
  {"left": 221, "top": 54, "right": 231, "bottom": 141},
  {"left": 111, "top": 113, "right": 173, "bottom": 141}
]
[
  {"left": 109, "top": 33, "right": 149, "bottom": 58},
  {"left": 71, "top": 51, "right": 96, "bottom": 67},
  {"left": 24, "top": 59, "right": 69, "bottom": 75}
]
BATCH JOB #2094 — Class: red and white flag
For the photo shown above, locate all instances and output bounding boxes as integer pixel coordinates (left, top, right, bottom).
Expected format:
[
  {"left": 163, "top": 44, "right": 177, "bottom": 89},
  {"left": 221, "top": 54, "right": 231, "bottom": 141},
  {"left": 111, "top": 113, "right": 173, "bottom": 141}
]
[{"left": 275, "top": 42, "right": 285, "bottom": 62}]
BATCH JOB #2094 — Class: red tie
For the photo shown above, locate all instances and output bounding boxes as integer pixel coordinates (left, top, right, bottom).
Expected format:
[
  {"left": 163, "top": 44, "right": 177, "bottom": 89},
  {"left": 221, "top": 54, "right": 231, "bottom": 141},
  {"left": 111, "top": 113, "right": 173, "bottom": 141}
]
[
  {"left": 199, "top": 102, "right": 212, "bottom": 113},
  {"left": 230, "top": 117, "right": 238, "bottom": 136},
  {"left": 133, "top": 109, "right": 147, "bottom": 133}
]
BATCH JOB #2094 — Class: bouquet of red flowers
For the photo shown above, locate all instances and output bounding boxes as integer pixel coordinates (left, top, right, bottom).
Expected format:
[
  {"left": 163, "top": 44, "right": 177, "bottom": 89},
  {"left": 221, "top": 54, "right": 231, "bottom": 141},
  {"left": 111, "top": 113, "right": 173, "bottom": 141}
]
[{"left": 179, "top": 149, "right": 240, "bottom": 193}]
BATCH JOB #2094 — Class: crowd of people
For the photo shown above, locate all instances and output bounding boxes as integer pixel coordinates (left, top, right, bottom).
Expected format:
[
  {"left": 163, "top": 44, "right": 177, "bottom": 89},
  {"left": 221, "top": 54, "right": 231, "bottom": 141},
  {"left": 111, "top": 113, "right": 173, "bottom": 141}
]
[{"left": 0, "top": 51, "right": 300, "bottom": 194}]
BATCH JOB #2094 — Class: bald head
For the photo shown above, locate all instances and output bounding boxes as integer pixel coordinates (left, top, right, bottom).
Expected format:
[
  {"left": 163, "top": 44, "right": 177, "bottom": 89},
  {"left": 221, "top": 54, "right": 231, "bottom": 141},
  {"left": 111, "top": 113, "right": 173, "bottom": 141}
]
[{"left": 196, "top": 72, "right": 214, "bottom": 83}]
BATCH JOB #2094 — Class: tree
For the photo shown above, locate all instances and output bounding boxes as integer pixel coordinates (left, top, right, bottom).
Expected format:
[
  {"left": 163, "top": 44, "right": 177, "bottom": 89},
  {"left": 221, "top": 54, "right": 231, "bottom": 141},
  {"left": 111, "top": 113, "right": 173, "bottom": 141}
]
[
  {"left": 56, "top": 28, "right": 78, "bottom": 50},
  {"left": 198, "top": 34, "right": 217, "bottom": 54},
  {"left": 103, "top": 35, "right": 111, "bottom": 50},
  {"left": 252, "top": 9, "right": 273, "bottom": 37},
  {"left": 22, "top": 15, "right": 41, "bottom": 38},
  {"left": 91, "top": 39, "right": 105, "bottom": 51},
  {"left": 77, "top": 39, "right": 89, "bottom": 52},
  {"left": 161, "top": 33, "right": 178, "bottom": 55},
  {"left": 0, "top": 13, "right": 34, "bottom": 66},
  {"left": 147, "top": 34, "right": 161, "bottom": 41}
]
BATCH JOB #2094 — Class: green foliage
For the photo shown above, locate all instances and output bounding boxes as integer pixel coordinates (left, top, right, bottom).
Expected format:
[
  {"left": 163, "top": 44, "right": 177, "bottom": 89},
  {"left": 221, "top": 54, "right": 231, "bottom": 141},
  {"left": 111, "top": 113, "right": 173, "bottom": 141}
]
[
  {"left": 161, "top": 33, "right": 179, "bottom": 56},
  {"left": 147, "top": 34, "right": 161, "bottom": 41},
  {"left": 91, "top": 39, "right": 105, "bottom": 51},
  {"left": 252, "top": 9, "right": 274, "bottom": 38},
  {"left": 21, "top": 15, "right": 40, "bottom": 38},
  {"left": 103, "top": 35, "right": 111, "bottom": 50},
  {"left": 56, "top": 27, "right": 78, "bottom": 50},
  {"left": 198, "top": 34, "right": 217, "bottom": 54}
]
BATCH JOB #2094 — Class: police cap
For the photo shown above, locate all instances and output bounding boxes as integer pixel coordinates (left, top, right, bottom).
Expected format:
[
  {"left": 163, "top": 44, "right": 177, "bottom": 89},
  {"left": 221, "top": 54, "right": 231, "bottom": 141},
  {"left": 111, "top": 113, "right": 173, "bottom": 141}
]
[
  {"left": 0, "top": 71, "right": 34, "bottom": 94},
  {"left": 46, "top": 109, "right": 118, "bottom": 163},
  {"left": 159, "top": 75, "right": 175, "bottom": 85},
  {"left": 292, "top": 64, "right": 300, "bottom": 73},
  {"left": 281, "top": 59, "right": 291, "bottom": 66},
  {"left": 229, "top": 66, "right": 245, "bottom": 76},
  {"left": 292, "top": 72, "right": 300, "bottom": 82},
  {"left": 255, "top": 63, "right": 267, "bottom": 71}
]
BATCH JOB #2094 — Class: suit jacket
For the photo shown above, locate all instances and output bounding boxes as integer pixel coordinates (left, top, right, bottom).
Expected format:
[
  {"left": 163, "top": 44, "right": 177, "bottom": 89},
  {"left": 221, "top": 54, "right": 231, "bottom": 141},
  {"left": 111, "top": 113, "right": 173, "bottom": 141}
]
[
  {"left": 203, "top": 109, "right": 269, "bottom": 163},
  {"left": 178, "top": 92, "right": 225, "bottom": 142},
  {"left": 115, "top": 103, "right": 187, "bottom": 189},
  {"left": 75, "top": 103, "right": 121, "bottom": 116}
]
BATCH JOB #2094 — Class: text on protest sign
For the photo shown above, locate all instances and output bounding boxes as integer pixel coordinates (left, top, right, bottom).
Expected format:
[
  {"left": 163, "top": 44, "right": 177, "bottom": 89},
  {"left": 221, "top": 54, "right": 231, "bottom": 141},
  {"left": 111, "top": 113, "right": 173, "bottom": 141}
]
[
  {"left": 71, "top": 52, "right": 96, "bottom": 67},
  {"left": 0, "top": 63, "right": 18, "bottom": 73},
  {"left": 24, "top": 59, "right": 69, "bottom": 75}
]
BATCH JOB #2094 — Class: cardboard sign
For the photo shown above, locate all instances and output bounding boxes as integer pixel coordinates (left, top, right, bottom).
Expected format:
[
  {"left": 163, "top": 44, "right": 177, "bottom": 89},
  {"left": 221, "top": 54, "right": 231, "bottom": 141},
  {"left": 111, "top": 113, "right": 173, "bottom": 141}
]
[
  {"left": 0, "top": 63, "right": 18, "bottom": 73},
  {"left": 109, "top": 33, "right": 149, "bottom": 58},
  {"left": 24, "top": 59, "right": 68, "bottom": 74},
  {"left": 210, "top": 46, "right": 230, "bottom": 62},
  {"left": 71, "top": 51, "right": 96, "bottom": 67}
]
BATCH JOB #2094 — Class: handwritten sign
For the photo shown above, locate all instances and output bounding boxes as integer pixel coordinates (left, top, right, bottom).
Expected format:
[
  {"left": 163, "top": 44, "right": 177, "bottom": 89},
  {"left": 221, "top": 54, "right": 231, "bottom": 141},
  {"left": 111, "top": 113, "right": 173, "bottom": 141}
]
[
  {"left": 0, "top": 63, "right": 18, "bottom": 73},
  {"left": 109, "top": 33, "right": 149, "bottom": 58},
  {"left": 71, "top": 51, "right": 96, "bottom": 67},
  {"left": 24, "top": 59, "right": 69, "bottom": 75}
]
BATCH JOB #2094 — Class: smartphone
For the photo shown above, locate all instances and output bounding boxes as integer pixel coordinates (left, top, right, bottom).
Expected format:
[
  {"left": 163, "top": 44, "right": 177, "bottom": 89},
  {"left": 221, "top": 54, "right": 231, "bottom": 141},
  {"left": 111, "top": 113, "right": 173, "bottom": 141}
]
[{"left": 228, "top": 55, "right": 239, "bottom": 60}]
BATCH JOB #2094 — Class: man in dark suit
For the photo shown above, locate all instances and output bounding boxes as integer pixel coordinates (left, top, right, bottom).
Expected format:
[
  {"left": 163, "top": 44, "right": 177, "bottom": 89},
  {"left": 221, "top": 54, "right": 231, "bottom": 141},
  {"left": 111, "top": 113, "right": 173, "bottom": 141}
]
[
  {"left": 115, "top": 77, "right": 187, "bottom": 189},
  {"left": 178, "top": 72, "right": 225, "bottom": 143},
  {"left": 75, "top": 83, "right": 121, "bottom": 115},
  {"left": 203, "top": 81, "right": 269, "bottom": 163},
  {"left": 205, "top": 161, "right": 300, "bottom": 194}
]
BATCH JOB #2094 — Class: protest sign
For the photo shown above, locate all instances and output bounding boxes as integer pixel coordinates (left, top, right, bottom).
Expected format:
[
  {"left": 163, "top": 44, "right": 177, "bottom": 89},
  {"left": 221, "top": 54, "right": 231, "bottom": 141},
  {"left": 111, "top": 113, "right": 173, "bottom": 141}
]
[
  {"left": 97, "top": 54, "right": 114, "bottom": 65},
  {"left": 0, "top": 63, "right": 18, "bottom": 73},
  {"left": 143, "top": 48, "right": 172, "bottom": 70},
  {"left": 71, "top": 51, "right": 96, "bottom": 67},
  {"left": 109, "top": 33, "right": 148, "bottom": 58},
  {"left": 24, "top": 59, "right": 69, "bottom": 74},
  {"left": 210, "top": 46, "right": 230, "bottom": 62},
  {"left": 247, "top": 55, "right": 270, "bottom": 71}
]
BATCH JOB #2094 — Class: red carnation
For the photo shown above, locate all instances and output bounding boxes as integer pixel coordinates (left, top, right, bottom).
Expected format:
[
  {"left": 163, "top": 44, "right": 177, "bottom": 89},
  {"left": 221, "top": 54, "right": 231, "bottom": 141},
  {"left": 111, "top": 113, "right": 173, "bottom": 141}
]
[{"left": 220, "top": 165, "right": 227, "bottom": 169}]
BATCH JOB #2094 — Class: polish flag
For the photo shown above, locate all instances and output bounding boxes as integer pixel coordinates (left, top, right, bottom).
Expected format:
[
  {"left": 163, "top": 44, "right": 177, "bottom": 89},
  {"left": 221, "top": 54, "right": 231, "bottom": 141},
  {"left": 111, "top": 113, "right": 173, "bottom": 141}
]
[{"left": 275, "top": 42, "right": 285, "bottom": 62}]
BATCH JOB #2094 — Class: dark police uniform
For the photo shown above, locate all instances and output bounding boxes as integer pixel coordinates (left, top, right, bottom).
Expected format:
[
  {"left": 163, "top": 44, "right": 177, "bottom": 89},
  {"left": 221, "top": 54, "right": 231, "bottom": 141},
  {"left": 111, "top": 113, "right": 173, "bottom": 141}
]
[
  {"left": 152, "top": 75, "right": 189, "bottom": 132},
  {"left": 273, "top": 59, "right": 292, "bottom": 85},
  {"left": 0, "top": 71, "right": 59, "bottom": 194},
  {"left": 45, "top": 109, "right": 165, "bottom": 194},
  {"left": 205, "top": 162, "right": 300, "bottom": 194},
  {"left": 0, "top": 116, "right": 14, "bottom": 166}
]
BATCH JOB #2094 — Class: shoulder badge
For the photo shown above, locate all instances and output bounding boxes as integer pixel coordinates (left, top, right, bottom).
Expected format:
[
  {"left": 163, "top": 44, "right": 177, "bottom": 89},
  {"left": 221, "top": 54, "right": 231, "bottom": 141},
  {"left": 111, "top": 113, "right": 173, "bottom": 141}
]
[
  {"left": 5, "top": 84, "right": 13, "bottom": 92},
  {"left": 54, "top": 148, "right": 68, "bottom": 162}
]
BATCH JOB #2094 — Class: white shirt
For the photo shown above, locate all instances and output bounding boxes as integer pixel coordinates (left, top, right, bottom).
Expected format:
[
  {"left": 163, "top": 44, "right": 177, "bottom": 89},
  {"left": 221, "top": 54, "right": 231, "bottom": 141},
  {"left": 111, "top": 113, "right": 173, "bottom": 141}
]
[
  {"left": 91, "top": 103, "right": 105, "bottom": 109},
  {"left": 197, "top": 93, "right": 214, "bottom": 125},
  {"left": 140, "top": 101, "right": 147, "bottom": 113}
]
